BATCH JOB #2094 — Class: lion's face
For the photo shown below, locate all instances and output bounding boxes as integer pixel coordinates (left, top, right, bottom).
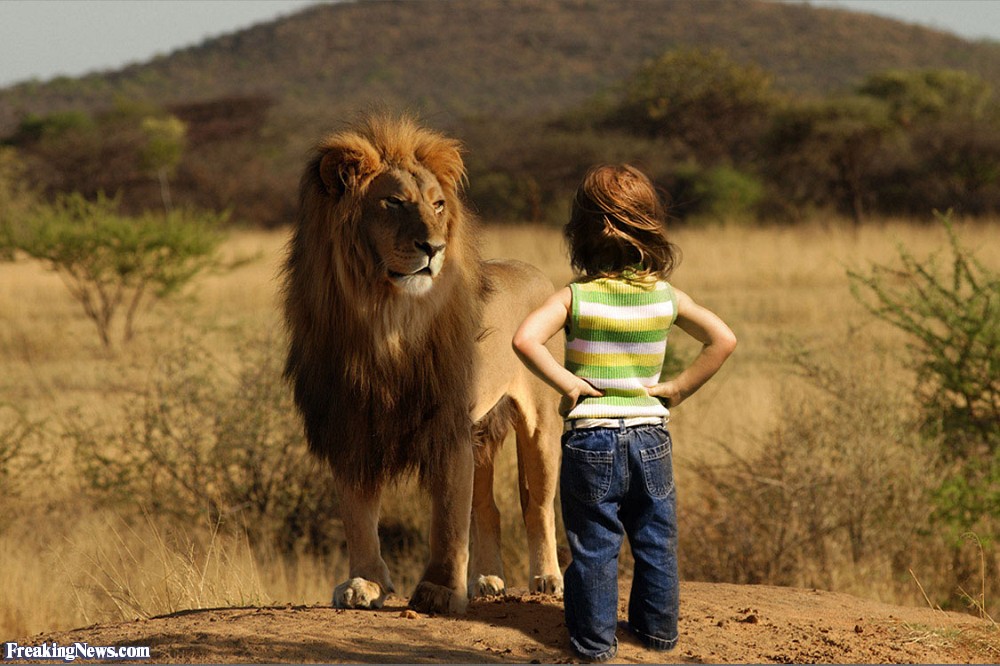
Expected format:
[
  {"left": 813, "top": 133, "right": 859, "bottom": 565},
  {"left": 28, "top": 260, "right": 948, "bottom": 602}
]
[
  {"left": 310, "top": 120, "right": 467, "bottom": 302},
  {"left": 360, "top": 165, "right": 450, "bottom": 297}
]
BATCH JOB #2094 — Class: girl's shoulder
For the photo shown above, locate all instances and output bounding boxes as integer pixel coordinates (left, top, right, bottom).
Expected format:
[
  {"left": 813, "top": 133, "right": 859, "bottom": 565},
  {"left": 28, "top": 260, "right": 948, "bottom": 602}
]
[{"left": 573, "top": 274, "right": 671, "bottom": 291}]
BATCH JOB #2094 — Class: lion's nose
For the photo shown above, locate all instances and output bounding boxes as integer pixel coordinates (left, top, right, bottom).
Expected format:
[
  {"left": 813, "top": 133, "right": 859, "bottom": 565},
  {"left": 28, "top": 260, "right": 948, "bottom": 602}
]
[{"left": 415, "top": 240, "right": 446, "bottom": 259}]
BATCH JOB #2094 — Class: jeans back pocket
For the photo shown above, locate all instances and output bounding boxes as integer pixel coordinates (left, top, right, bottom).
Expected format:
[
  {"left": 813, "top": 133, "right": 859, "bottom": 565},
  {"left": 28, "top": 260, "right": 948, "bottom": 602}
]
[
  {"left": 639, "top": 441, "right": 674, "bottom": 499},
  {"left": 562, "top": 444, "right": 614, "bottom": 505}
]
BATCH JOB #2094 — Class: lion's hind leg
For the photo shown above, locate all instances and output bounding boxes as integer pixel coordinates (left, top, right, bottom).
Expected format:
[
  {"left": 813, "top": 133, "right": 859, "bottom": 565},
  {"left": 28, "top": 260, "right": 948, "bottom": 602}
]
[
  {"left": 468, "top": 396, "right": 517, "bottom": 598},
  {"left": 332, "top": 480, "right": 395, "bottom": 609},
  {"left": 513, "top": 390, "right": 564, "bottom": 596}
]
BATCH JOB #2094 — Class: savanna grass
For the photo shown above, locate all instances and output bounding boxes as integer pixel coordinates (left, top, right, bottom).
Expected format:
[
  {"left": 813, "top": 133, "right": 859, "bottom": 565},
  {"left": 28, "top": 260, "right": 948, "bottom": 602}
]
[{"left": 1, "top": 219, "right": 998, "bottom": 638}]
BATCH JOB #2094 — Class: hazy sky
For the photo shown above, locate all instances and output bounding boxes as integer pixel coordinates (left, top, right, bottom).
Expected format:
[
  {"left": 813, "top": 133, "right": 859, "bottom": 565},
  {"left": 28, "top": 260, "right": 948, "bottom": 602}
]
[{"left": 1, "top": 0, "right": 999, "bottom": 89}]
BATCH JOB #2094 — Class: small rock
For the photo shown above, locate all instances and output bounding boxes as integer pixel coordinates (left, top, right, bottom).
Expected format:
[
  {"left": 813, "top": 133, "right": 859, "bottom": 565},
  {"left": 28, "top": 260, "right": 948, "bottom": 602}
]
[{"left": 400, "top": 609, "right": 419, "bottom": 619}]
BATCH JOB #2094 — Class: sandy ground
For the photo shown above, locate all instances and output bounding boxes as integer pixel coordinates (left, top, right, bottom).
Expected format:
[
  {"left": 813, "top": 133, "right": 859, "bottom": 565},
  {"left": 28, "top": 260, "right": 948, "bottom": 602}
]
[{"left": 14, "top": 581, "right": 999, "bottom": 664}]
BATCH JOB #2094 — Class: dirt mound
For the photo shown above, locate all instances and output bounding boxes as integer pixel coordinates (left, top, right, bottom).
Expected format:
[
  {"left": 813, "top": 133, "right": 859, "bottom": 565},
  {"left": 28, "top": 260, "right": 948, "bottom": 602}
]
[{"left": 16, "top": 582, "right": 998, "bottom": 663}]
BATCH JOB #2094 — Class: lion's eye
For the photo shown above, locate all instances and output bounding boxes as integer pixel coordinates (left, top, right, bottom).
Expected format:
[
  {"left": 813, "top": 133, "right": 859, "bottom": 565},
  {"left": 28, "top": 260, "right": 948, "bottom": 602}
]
[
  {"left": 384, "top": 196, "right": 405, "bottom": 209},
  {"left": 433, "top": 200, "right": 446, "bottom": 215}
]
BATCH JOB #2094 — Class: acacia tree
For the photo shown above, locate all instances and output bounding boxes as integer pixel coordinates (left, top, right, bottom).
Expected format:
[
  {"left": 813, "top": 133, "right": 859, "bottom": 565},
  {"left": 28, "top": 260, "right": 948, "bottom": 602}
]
[{"left": 1, "top": 192, "right": 226, "bottom": 349}]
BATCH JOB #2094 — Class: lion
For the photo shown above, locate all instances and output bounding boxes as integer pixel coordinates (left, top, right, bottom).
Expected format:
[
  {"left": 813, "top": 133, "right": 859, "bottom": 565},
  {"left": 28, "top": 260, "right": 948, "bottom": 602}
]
[{"left": 282, "top": 115, "right": 564, "bottom": 614}]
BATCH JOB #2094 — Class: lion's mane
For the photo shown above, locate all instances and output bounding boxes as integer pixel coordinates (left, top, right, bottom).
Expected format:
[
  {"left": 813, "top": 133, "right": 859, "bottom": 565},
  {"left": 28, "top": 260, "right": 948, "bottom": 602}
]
[{"left": 282, "top": 116, "right": 488, "bottom": 492}]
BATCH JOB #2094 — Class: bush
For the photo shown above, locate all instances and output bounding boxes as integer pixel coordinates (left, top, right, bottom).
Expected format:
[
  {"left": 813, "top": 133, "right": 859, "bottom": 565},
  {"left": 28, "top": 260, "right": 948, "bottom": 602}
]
[
  {"left": 70, "top": 337, "right": 343, "bottom": 554},
  {"left": 849, "top": 216, "right": 999, "bottom": 543},
  {"left": 0, "top": 192, "right": 226, "bottom": 348},
  {"left": 680, "top": 346, "right": 934, "bottom": 593},
  {"left": 0, "top": 406, "right": 44, "bottom": 507},
  {"left": 668, "top": 164, "right": 764, "bottom": 223},
  {"left": 843, "top": 217, "right": 998, "bottom": 613}
]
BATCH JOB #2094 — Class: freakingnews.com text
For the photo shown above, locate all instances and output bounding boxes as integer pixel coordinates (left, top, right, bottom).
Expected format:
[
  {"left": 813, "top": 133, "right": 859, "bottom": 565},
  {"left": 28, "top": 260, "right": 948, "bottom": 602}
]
[{"left": 3, "top": 642, "right": 150, "bottom": 662}]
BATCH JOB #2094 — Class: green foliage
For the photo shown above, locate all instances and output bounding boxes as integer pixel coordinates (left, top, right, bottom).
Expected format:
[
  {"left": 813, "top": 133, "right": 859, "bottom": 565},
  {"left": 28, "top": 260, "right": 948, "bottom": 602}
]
[
  {"left": 0, "top": 192, "right": 226, "bottom": 348},
  {"left": 860, "top": 68, "right": 993, "bottom": 125},
  {"left": 606, "top": 48, "right": 775, "bottom": 163},
  {"left": 467, "top": 172, "right": 543, "bottom": 223},
  {"left": 0, "top": 148, "right": 39, "bottom": 259},
  {"left": 70, "top": 338, "right": 342, "bottom": 554},
  {"left": 139, "top": 115, "right": 187, "bottom": 212},
  {"left": 765, "top": 96, "right": 894, "bottom": 224},
  {"left": 849, "top": 216, "right": 999, "bottom": 537},
  {"left": 12, "top": 110, "right": 95, "bottom": 143},
  {"left": 671, "top": 164, "right": 764, "bottom": 223}
]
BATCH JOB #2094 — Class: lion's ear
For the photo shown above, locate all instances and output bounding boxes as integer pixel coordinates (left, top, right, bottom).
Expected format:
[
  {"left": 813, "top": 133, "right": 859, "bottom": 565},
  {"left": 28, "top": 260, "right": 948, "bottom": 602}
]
[{"left": 318, "top": 142, "right": 380, "bottom": 196}]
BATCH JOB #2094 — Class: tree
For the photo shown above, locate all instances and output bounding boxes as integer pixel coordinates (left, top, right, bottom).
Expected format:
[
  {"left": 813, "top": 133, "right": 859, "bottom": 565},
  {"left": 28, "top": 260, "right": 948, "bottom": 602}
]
[
  {"left": 0, "top": 192, "right": 226, "bottom": 349},
  {"left": 859, "top": 68, "right": 993, "bottom": 126},
  {"left": 140, "top": 115, "right": 187, "bottom": 212},
  {"left": 606, "top": 48, "right": 775, "bottom": 164},
  {"left": 765, "top": 96, "right": 893, "bottom": 225},
  {"left": 0, "top": 148, "right": 39, "bottom": 260},
  {"left": 858, "top": 69, "right": 1000, "bottom": 217}
]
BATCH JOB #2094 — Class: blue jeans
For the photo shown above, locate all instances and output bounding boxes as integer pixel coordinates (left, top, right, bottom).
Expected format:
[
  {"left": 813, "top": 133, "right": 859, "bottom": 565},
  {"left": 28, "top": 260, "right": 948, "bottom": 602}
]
[{"left": 560, "top": 422, "right": 679, "bottom": 661}]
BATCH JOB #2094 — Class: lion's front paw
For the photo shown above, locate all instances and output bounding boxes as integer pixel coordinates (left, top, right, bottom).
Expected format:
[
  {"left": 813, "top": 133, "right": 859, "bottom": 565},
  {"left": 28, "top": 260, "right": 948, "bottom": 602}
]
[
  {"left": 332, "top": 577, "right": 389, "bottom": 609},
  {"left": 409, "top": 581, "right": 468, "bottom": 614},
  {"left": 471, "top": 574, "right": 506, "bottom": 598},
  {"left": 531, "top": 574, "right": 564, "bottom": 595}
]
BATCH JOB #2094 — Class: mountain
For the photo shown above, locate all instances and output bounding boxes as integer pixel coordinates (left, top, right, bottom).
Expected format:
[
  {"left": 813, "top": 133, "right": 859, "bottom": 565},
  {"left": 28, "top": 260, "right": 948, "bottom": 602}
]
[
  {"left": 3, "top": 0, "right": 999, "bottom": 135},
  {"left": 4, "top": 0, "right": 1000, "bottom": 226}
]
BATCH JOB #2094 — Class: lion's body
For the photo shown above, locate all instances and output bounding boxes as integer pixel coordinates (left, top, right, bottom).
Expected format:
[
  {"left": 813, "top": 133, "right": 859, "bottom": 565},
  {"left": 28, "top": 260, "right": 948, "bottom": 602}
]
[{"left": 282, "top": 116, "right": 562, "bottom": 614}]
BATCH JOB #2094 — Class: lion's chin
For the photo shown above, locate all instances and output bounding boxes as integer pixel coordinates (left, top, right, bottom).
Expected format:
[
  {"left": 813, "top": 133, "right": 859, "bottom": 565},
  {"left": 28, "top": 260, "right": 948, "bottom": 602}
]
[{"left": 389, "top": 271, "right": 436, "bottom": 296}]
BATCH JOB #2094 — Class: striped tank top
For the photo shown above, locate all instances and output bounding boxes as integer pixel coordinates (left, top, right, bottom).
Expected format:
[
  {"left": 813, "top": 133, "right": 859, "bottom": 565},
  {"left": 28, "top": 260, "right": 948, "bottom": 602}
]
[{"left": 564, "top": 275, "right": 678, "bottom": 420}]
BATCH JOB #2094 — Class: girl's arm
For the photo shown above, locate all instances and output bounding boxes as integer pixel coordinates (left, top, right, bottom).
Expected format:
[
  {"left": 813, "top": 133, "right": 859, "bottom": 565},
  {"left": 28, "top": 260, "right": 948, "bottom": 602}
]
[
  {"left": 647, "top": 287, "right": 737, "bottom": 408},
  {"left": 513, "top": 287, "right": 603, "bottom": 410}
]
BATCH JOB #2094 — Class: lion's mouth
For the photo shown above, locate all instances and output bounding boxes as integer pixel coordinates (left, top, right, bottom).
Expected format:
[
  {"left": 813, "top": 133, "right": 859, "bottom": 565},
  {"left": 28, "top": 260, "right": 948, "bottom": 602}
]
[{"left": 388, "top": 266, "right": 434, "bottom": 279}]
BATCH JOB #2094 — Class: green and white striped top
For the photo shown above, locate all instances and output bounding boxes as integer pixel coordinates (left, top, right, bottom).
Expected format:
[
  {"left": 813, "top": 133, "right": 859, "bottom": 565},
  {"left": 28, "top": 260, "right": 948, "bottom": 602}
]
[{"left": 565, "top": 275, "right": 678, "bottom": 420}]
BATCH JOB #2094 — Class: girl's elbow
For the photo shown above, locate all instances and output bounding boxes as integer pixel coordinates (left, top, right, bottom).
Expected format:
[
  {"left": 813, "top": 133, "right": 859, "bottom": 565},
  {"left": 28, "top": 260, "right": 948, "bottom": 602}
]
[
  {"left": 512, "top": 330, "right": 533, "bottom": 356},
  {"left": 722, "top": 330, "right": 738, "bottom": 356}
]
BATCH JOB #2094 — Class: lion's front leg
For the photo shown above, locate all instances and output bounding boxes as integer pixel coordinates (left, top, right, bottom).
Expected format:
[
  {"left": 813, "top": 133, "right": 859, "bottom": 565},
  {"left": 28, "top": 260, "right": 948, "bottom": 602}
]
[
  {"left": 410, "top": 444, "right": 474, "bottom": 614},
  {"left": 333, "top": 480, "right": 395, "bottom": 609}
]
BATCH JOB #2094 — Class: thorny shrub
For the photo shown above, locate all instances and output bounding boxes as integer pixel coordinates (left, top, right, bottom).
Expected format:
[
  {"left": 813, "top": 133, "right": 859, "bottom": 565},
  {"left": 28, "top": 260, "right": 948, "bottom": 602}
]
[
  {"left": 70, "top": 337, "right": 343, "bottom": 554},
  {"left": 679, "top": 346, "right": 936, "bottom": 597}
]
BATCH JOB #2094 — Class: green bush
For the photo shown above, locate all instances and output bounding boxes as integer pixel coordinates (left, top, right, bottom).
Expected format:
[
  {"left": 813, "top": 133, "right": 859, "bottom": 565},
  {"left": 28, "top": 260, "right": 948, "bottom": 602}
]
[
  {"left": 670, "top": 164, "right": 764, "bottom": 223},
  {"left": 849, "top": 216, "right": 999, "bottom": 542},
  {"left": 848, "top": 217, "right": 998, "bottom": 462},
  {"left": 0, "top": 192, "right": 226, "bottom": 348}
]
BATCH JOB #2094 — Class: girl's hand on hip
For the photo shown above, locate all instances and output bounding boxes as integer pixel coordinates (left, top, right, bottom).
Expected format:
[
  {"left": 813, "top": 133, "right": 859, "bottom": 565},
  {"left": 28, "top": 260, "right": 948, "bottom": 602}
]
[
  {"left": 560, "top": 380, "right": 604, "bottom": 417},
  {"left": 647, "top": 380, "right": 684, "bottom": 408}
]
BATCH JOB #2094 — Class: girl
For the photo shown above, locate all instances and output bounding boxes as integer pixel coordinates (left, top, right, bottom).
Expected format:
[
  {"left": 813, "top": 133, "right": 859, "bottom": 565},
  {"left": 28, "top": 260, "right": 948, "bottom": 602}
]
[{"left": 513, "top": 164, "right": 736, "bottom": 662}]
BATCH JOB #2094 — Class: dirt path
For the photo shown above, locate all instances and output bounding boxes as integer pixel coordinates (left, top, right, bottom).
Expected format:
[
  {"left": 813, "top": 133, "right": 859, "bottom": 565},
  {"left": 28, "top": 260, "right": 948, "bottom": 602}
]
[{"left": 16, "top": 582, "right": 998, "bottom": 663}]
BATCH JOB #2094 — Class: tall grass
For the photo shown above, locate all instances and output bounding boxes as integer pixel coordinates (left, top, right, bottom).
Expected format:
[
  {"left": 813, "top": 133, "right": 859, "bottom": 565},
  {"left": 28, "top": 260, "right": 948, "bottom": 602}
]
[{"left": 1, "top": 219, "right": 998, "bottom": 638}]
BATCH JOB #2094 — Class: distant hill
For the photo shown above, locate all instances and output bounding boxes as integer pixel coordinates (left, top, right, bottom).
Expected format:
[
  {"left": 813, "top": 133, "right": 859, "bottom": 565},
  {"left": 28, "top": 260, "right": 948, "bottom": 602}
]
[
  {"left": 3, "top": 0, "right": 1000, "bottom": 226},
  {"left": 2, "top": 0, "right": 1000, "bottom": 136}
]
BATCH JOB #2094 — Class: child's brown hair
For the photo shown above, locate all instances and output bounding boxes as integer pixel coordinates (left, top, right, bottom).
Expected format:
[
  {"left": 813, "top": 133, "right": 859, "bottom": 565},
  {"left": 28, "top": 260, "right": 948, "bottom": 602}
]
[{"left": 564, "top": 164, "right": 679, "bottom": 279}]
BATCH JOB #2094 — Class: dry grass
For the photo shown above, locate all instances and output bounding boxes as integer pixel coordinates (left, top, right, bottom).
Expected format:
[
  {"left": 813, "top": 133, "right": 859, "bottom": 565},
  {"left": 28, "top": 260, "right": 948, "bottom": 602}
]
[{"left": 1, "top": 217, "right": 998, "bottom": 639}]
